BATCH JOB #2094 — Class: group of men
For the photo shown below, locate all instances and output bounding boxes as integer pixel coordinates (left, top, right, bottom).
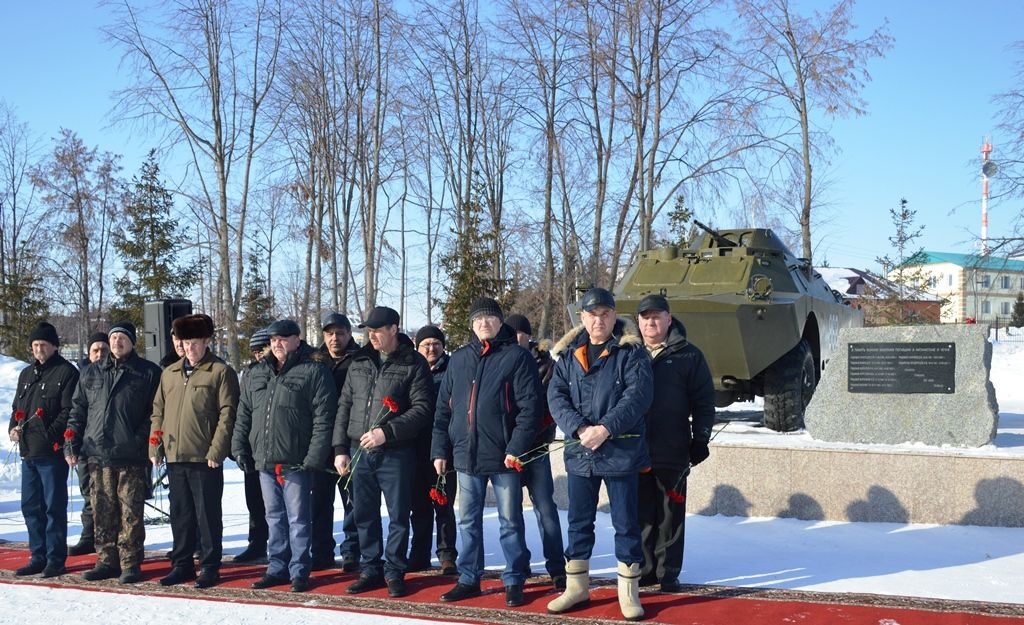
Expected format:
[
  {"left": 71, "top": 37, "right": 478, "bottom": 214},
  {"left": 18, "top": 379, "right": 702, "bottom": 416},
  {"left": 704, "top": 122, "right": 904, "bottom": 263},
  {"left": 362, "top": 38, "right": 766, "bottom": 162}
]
[{"left": 8, "top": 288, "right": 715, "bottom": 621}]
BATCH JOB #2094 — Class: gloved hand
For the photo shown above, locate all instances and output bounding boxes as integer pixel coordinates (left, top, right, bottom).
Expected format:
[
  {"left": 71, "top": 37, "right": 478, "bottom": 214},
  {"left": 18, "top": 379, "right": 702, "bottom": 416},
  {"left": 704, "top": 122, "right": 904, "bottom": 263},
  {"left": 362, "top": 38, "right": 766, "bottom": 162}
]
[
  {"left": 236, "top": 455, "right": 255, "bottom": 474},
  {"left": 689, "top": 440, "right": 710, "bottom": 466}
]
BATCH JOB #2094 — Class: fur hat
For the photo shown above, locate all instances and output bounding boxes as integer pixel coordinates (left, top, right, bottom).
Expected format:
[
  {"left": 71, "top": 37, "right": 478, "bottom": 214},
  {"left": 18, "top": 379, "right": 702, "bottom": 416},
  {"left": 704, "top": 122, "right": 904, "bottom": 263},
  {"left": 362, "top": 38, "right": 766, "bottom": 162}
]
[{"left": 172, "top": 314, "right": 215, "bottom": 340}]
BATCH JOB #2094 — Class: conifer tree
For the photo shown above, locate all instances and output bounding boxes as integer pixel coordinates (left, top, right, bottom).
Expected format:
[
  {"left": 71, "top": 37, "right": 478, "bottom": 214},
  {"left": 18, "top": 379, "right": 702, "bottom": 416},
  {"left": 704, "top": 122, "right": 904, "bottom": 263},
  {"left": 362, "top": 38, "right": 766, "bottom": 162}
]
[
  {"left": 238, "top": 252, "right": 275, "bottom": 352},
  {"left": 875, "top": 198, "right": 927, "bottom": 325},
  {"left": 110, "top": 151, "right": 198, "bottom": 330},
  {"left": 1012, "top": 292, "right": 1024, "bottom": 329}
]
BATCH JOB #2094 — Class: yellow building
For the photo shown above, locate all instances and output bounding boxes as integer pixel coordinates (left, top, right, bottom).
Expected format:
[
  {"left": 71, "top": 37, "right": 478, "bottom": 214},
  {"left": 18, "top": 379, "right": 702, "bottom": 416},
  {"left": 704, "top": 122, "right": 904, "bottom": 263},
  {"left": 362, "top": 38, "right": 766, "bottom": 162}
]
[{"left": 895, "top": 252, "right": 1024, "bottom": 323}]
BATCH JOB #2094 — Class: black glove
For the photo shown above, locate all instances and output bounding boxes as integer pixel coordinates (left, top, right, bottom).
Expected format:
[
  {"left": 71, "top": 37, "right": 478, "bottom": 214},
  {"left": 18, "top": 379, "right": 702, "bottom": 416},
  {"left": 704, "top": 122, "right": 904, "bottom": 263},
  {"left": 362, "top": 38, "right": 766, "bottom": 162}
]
[
  {"left": 689, "top": 440, "right": 710, "bottom": 466},
  {"left": 236, "top": 455, "right": 255, "bottom": 474}
]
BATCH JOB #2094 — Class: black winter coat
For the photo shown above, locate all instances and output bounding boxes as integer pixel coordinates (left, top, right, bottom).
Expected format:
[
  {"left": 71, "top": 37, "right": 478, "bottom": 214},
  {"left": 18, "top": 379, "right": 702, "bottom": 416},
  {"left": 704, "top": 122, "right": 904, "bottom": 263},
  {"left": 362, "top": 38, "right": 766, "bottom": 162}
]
[
  {"left": 431, "top": 324, "right": 541, "bottom": 475},
  {"left": 645, "top": 318, "right": 715, "bottom": 471},
  {"left": 319, "top": 338, "right": 360, "bottom": 393},
  {"left": 231, "top": 342, "right": 338, "bottom": 471},
  {"left": 548, "top": 318, "right": 653, "bottom": 477},
  {"left": 10, "top": 354, "right": 79, "bottom": 460},
  {"left": 332, "top": 335, "right": 434, "bottom": 454},
  {"left": 66, "top": 352, "right": 163, "bottom": 467}
]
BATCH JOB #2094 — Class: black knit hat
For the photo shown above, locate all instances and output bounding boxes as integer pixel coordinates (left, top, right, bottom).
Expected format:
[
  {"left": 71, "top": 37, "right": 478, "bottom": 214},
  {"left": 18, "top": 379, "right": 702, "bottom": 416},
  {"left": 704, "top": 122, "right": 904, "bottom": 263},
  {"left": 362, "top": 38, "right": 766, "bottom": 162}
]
[
  {"left": 468, "top": 297, "right": 503, "bottom": 322},
  {"left": 108, "top": 321, "right": 137, "bottom": 345},
  {"left": 415, "top": 325, "right": 446, "bottom": 347},
  {"left": 505, "top": 314, "right": 532, "bottom": 336},
  {"left": 28, "top": 322, "right": 60, "bottom": 347},
  {"left": 87, "top": 331, "right": 109, "bottom": 348}
]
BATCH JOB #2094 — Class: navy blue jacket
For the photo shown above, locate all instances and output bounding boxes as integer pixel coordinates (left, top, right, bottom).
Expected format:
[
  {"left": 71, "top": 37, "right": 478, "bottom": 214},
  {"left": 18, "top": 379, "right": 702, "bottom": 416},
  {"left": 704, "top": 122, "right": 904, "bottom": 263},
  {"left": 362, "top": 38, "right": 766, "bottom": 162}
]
[
  {"left": 548, "top": 318, "right": 653, "bottom": 477},
  {"left": 431, "top": 324, "right": 541, "bottom": 475}
]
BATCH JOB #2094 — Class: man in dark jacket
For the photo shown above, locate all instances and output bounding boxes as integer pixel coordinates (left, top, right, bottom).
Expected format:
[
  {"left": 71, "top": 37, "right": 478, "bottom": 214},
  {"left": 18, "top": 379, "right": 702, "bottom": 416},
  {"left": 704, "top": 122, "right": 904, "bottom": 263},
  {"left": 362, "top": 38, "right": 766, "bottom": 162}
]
[
  {"left": 311, "top": 312, "right": 361, "bottom": 572},
  {"left": 505, "top": 313, "right": 565, "bottom": 590},
  {"left": 232, "top": 327, "right": 271, "bottom": 564},
  {"left": 10, "top": 322, "right": 79, "bottom": 578},
  {"left": 333, "top": 306, "right": 433, "bottom": 598},
  {"left": 70, "top": 331, "right": 109, "bottom": 557},
  {"left": 231, "top": 319, "right": 338, "bottom": 593},
  {"left": 431, "top": 298, "right": 541, "bottom": 608},
  {"left": 407, "top": 324, "right": 457, "bottom": 575},
  {"left": 65, "top": 321, "right": 163, "bottom": 584},
  {"left": 547, "top": 288, "right": 653, "bottom": 621},
  {"left": 150, "top": 314, "right": 239, "bottom": 589},
  {"left": 635, "top": 295, "right": 715, "bottom": 592}
]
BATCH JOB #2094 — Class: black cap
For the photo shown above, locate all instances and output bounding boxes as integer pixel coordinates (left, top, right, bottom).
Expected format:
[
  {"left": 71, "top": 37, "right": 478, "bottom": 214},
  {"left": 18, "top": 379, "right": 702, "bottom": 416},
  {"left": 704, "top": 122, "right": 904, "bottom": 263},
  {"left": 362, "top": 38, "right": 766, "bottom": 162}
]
[
  {"left": 505, "top": 314, "right": 532, "bottom": 335},
  {"left": 579, "top": 287, "right": 615, "bottom": 312},
  {"left": 415, "top": 325, "right": 446, "bottom": 347},
  {"left": 29, "top": 322, "right": 60, "bottom": 347},
  {"left": 87, "top": 331, "right": 109, "bottom": 347},
  {"left": 249, "top": 327, "right": 270, "bottom": 350},
  {"left": 469, "top": 297, "right": 504, "bottom": 322},
  {"left": 359, "top": 306, "right": 400, "bottom": 329},
  {"left": 637, "top": 294, "right": 670, "bottom": 314},
  {"left": 322, "top": 312, "right": 352, "bottom": 331},
  {"left": 108, "top": 321, "right": 137, "bottom": 345},
  {"left": 267, "top": 319, "right": 301, "bottom": 337}
]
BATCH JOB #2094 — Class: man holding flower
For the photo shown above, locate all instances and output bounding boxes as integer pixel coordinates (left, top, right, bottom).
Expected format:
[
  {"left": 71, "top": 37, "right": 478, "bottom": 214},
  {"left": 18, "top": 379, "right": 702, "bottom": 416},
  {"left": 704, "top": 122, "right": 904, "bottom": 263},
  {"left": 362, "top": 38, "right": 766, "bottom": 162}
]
[{"left": 333, "top": 306, "right": 434, "bottom": 599}]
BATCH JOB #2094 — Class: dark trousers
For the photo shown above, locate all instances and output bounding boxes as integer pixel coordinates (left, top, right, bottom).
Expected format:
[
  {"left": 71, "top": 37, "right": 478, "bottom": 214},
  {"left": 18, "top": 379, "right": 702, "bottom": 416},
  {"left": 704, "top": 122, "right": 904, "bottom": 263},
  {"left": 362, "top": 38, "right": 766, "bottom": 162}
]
[
  {"left": 76, "top": 461, "right": 94, "bottom": 542},
  {"left": 351, "top": 445, "right": 415, "bottom": 580},
  {"left": 243, "top": 468, "right": 268, "bottom": 548},
  {"left": 408, "top": 440, "right": 457, "bottom": 564},
  {"left": 311, "top": 470, "right": 359, "bottom": 560},
  {"left": 167, "top": 462, "right": 224, "bottom": 570},
  {"left": 565, "top": 472, "right": 642, "bottom": 565},
  {"left": 638, "top": 468, "right": 687, "bottom": 583},
  {"left": 22, "top": 457, "right": 69, "bottom": 566},
  {"left": 522, "top": 452, "right": 565, "bottom": 576}
]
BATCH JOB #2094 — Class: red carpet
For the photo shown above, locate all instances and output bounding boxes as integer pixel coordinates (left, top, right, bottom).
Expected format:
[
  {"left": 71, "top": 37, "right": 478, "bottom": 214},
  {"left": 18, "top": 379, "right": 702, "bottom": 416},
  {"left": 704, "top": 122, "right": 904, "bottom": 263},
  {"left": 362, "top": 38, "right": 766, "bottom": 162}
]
[{"left": 1, "top": 546, "right": 1021, "bottom": 624}]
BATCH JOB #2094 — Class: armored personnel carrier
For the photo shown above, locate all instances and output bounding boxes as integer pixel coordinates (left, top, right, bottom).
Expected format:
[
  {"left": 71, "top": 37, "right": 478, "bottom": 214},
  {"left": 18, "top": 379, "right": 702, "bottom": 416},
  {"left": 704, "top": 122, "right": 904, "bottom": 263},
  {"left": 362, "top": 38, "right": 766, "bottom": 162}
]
[{"left": 613, "top": 222, "right": 863, "bottom": 431}]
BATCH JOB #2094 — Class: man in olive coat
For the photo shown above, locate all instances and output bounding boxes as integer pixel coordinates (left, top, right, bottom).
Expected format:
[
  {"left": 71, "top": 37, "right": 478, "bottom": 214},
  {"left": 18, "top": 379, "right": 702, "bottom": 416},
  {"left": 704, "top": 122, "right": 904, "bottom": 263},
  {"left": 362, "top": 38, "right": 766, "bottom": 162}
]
[{"left": 150, "top": 314, "right": 240, "bottom": 589}]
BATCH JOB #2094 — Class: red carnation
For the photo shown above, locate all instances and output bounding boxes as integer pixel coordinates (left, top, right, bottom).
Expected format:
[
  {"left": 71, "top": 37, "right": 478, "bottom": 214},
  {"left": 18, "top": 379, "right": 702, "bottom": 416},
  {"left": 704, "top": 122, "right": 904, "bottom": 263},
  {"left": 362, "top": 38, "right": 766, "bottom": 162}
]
[
  {"left": 666, "top": 489, "right": 685, "bottom": 504},
  {"left": 14, "top": 410, "right": 25, "bottom": 422},
  {"left": 382, "top": 396, "right": 399, "bottom": 413},
  {"left": 509, "top": 457, "right": 524, "bottom": 472},
  {"left": 275, "top": 463, "right": 285, "bottom": 486},
  {"left": 436, "top": 493, "right": 449, "bottom": 506},
  {"left": 153, "top": 430, "right": 164, "bottom": 437},
  {"left": 35, "top": 407, "right": 44, "bottom": 417},
  {"left": 149, "top": 436, "right": 160, "bottom": 446},
  {"left": 63, "top": 429, "right": 75, "bottom": 441},
  {"left": 52, "top": 443, "right": 60, "bottom": 452}
]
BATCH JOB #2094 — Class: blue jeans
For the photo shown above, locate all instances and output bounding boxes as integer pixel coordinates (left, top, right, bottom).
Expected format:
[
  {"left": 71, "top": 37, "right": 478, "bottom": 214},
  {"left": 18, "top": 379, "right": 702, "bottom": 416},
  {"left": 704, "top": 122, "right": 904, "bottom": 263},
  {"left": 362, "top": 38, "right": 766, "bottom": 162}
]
[
  {"left": 522, "top": 453, "right": 565, "bottom": 576},
  {"left": 350, "top": 445, "right": 414, "bottom": 580},
  {"left": 22, "top": 457, "right": 69, "bottom": 566},
  {"left": 456, "top": 471, "right": 529, "bottom": 586},
  {"left": 259, "top": 468, "right": 313, "bottom": 579},
  {"left": 566, "top": 472, "right": 642, "bottom": 565}
]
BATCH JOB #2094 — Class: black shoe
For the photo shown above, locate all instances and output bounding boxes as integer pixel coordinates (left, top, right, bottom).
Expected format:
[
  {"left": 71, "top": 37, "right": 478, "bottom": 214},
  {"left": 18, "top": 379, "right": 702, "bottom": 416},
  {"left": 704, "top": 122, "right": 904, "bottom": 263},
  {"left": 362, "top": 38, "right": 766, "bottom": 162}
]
[
  {"left": 311, "top": 556, "right": 338, "bottom": 571},
  {"left": 439, "top": 558, "right": 458, "bottom": 576},
  {"left": 346, "top": 574, "right": 385, "bottom": 594},
  {"left": 82, "top": 564, "right": 121, "bottom": 581},
  {"left": 195, "top": 568, "right": 220, "bottom": 589},
  {"left": 68, "top": 540, "right": 95, "bottom": 557},
  {"left": 552, "top": 574, "right": 566, "bottom": 591},
  {"left": 406, "top": 558, "right": 430, "bottom": 572},
  {"left": 661, "top": 579, "right": 682, "bottom": 593},
  {"left": 505, "top": 584, "right": 525, "bottom": 607},
  {"left": 387, "top": 577, "right": 406, "bottom": 598},
  {"left": 119, "top": 566, "right": 142, "bottom": 584},
  {"left": 160, "top": 566, "right": 196, "bottom": 586},
  {"left": 291, "top": 576, "right": 310, "bottom": 593},
  {"left": 340, "top": 553, "right": 360, "bottom": 573},
  {"left": 15, "top": 561, "right": 45, "bottom": 576},
  {"left": 251, "top": 574, "right": 289, "bottom": 589},
  {"left": 440, "top": 582, "right": 481, "bottom": 602},
  {"left": 233, "top": 544, "right": 267, "bottom": 563},
  {"left": 638, "top": 573, "right": 658, "bottom": 587},
  {"left": 41, "top": 563, "right": 66, "bottom": 578}
]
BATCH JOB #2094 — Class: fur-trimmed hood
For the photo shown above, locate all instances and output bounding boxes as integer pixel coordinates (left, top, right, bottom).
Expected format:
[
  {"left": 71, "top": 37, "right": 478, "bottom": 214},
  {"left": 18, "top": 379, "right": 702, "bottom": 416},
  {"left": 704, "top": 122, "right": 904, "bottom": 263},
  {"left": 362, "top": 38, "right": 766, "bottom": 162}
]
[{"left": 551, "top": 317, "right": 643, "bottom": 359}]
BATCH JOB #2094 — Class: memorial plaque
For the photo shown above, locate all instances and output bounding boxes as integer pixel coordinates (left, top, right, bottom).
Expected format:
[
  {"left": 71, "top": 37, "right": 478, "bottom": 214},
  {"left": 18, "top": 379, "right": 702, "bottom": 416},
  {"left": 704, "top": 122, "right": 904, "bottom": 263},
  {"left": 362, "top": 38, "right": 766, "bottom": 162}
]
[{"left": 847, "top": 342, "right": 955, "bottom": 394}]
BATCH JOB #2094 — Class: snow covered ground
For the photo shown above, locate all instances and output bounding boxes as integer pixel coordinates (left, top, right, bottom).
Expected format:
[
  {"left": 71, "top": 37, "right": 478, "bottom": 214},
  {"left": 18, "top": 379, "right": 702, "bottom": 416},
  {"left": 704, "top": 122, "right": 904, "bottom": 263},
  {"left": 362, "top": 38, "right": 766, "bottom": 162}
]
[{"left": 2, "top": 333, "right": 1024, "bottom": 622}]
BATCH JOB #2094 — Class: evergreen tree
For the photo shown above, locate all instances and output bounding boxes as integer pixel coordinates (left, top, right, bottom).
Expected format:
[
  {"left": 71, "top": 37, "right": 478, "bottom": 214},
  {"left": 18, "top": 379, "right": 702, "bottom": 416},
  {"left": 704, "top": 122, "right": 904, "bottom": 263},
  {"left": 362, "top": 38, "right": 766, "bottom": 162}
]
[
  {"left": 238, "top": 252, "right": 275, "bottom": 352},
  {"left": 1012, "top": 292, "right": 1024, "bottom": 328},
  {"left": 0, "top": 273, "right": 49, "bottom": 362},
  {"left": 110, "top": 151, "right": 199, "bottom": 331},
  {"left": 436, "top": 199, "right": 510, "bottom": 347},
  {"left": 875, "top": 198, "right": 927, "bottom": 325}
]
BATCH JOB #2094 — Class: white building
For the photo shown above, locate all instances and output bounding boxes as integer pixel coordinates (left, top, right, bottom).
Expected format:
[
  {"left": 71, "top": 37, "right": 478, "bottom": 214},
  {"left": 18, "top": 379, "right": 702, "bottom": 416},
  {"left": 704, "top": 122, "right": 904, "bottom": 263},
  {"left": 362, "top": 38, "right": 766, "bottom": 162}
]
[{"left": 895, "top": 251, "right": 1024, "bottom": 323}]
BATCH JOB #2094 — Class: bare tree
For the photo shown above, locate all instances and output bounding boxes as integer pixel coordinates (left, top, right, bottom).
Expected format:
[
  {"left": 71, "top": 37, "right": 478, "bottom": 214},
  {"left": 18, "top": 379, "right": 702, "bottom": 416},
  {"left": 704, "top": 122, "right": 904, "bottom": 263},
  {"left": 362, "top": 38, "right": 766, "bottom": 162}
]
[
  {"left": 991, "top": 41, "right": 1024, "bottom": 255},
  {"left": 730, "top": 0, "right": 892, "bottom": 260},
  {"left": 107, "top": 0, "right": 285, "bottom": 366}
]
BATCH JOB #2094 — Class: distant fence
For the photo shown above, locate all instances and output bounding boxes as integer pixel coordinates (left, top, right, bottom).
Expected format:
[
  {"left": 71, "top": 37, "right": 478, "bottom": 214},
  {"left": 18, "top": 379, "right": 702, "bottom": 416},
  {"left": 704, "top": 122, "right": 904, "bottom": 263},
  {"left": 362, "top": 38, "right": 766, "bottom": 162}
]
[{"left": 988, "top": 317, "right": 1024, "bottom": 342}]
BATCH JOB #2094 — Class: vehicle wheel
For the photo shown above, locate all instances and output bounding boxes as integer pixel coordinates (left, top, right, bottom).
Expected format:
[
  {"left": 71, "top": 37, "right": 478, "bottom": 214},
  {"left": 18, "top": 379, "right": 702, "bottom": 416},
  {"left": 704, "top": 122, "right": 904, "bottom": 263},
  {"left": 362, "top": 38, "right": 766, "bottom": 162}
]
[{"left": 762, "top": 339, "right": 816, "bottom": 432}]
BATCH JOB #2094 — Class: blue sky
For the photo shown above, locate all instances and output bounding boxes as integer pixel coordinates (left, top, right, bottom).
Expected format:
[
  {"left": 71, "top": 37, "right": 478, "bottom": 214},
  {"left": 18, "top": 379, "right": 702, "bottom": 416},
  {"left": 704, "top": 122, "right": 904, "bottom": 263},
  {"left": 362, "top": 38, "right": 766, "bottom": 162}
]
[{"left": 2, "top": 1, "right": 1023, "bottom": 273}]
